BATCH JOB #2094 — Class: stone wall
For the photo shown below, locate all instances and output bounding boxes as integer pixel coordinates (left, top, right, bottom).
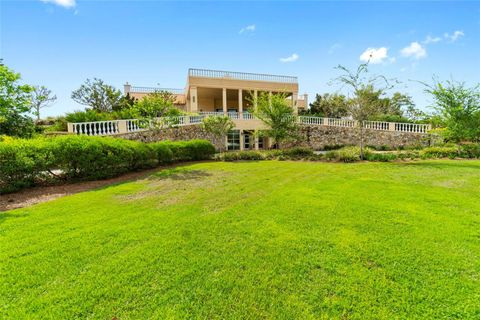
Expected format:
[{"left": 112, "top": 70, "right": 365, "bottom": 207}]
[
  {"left": 284, "top": 125, "right": 431, "bottom": 149},
  {"left": 116, "top": 124, "right": 431, "bottom": 150},
  {"left": 116, "top": 125, "right": 226, "bottom": 151}
]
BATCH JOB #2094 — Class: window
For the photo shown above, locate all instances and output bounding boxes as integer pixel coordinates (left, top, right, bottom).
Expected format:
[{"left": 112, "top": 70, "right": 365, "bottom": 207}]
[
  {"left": 258, "top": 137, "right": 264, "bottom": 149},
  {"left": 244, "top": 133, "right": 250, "bottom": 150},
  {"left": 227, "top": 130, "right": 240, "bottom": 151}
]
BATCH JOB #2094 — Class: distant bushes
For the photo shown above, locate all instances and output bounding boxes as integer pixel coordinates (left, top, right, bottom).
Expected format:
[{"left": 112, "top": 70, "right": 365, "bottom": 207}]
[
  {"left": 216, "top": 147, "right": 314, "bottom": 162},
  {"left": 217, "top": 143, "right": 480, "bottom": 164},
  {"left": 325, "top": 146, "right": 371, "bottom": 163},
  {"left": 0, "top": 136, "right": 215, "bottom": 193}
]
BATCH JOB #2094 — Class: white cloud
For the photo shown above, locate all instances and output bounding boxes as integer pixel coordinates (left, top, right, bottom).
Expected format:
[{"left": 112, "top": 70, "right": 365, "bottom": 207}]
[
  {"left": 41, "top": 0, "right": 76, "bottom": 8},
  {"left": 401, "top": 42, "right": 427, "bottom": 59},
  {"left": 444, "top": 30, "right": 464, "bottom": 42},
  {"left": 279, "top": 53, "right": 299, "bottom": 63},
  {"left": 359, "top": 47, "right": 389, "bottom": 64},
  {"left": 239, "top": 24, "right": 255, "bottom": 34},
  {"left": 423, "top": 35, "right": 442, "bottom": 44},
  {"left": 328, "top": 43, "right": 342, "bottom": 54}
]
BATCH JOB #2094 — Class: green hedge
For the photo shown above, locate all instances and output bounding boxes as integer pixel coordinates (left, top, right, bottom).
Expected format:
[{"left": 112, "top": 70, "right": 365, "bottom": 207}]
[
  {"left": 157, "top": 140, "right": 216, "bottom": 161},
  {"left": 0, "top": 136, "right": 215, "bottom": 193}
]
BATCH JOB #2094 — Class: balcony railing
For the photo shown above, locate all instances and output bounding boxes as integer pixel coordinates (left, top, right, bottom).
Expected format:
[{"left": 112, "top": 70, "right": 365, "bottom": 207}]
[
  {"left": 188, "top": 68, "right": 298, "bottom": 84},
  {"left": 130, "top": 86, "right": 185, "bottom": 95},
  {"left": 68, "top": 114, "right": 432, "bottom": 136}
]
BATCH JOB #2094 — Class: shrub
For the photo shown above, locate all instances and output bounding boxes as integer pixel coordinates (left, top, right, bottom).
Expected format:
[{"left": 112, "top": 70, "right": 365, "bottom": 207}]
[
  {"left": 397, "top": 150, "right": 420, "bottom": 160},
  {"left": 419, "top": 146, "right": 459, "bottom": 159},
  {"left": 0, "top": 138, "right": 55, "bottom": 193},
  {"left": 150, "top": 142, "right": 174, "bottom": 164},
  {"left": 365, "top": 152, "right": 398, "bottom": 162},
  {"left": 160, "top": 140, "right": 215, "bottom": 161},
  {"left": 217, "top": 151, "right": 265, "bottom": 161},
  {"left": 459, "top": 144, "right": 480, "bottom": 158},
  {"left": 0, "top": 136, "right": 215, "bottom": 193},
  {"left": 334, "top": 146, "right": 362, "bottom": 163},
  {"left": 279, "top": 147, "right": 314, "bottom": 158},
  {"left": 327, "top": 146, "right": 372, "bottom": 163},
  {"left": 50, "top": 136, "right": 157, "bottom": 179}
]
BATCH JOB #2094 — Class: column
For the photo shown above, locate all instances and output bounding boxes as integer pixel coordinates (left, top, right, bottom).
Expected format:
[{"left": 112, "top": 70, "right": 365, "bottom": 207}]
[
  {"left": 117, "top": 120, "right": 128, "bottom": 134},
  {"left": 239, "top": 130, "right": 244, "bottom": 151},
  {"left": 292, "top": 92, "right": 298, "bottom": 115},
  {"left": 254, "top": 90, "right": 258, "bottom": 112},
  {"left": 189, "top": 87, "right": 198, "bottom": 112},
  {"left": 254, "top": 135, "right": 259, "bottom": 150},
  {"left": 238, "top": 89, "right": 243, "bottom": 115},
  {"left": 222, "top": 88, "right": 227, "bottom": 114}
]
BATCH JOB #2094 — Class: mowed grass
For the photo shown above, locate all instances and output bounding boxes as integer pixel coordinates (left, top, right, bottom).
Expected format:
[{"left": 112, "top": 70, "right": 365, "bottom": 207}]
[{"left": 1, "top": 161, "right": 480, "bottom": 319}]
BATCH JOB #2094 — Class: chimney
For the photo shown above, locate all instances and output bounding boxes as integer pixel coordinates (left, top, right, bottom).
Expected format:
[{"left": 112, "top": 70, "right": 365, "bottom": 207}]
[{"left": 124, "top": 82, "right": 131, "bottom": 94}]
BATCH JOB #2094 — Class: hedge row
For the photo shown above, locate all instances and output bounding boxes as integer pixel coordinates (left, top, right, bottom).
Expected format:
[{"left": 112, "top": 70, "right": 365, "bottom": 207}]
[
  {"left": 0, "top": 136, "right": 215, "bottom": 193},
  {"left": 216, "top": 144, "right": 480, "bottom": 163}
]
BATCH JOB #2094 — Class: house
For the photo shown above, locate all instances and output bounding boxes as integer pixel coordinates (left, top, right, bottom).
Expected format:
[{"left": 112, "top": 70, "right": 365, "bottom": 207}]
[{"left": 123, "top": 68, "right": 308, "bottom": 150}]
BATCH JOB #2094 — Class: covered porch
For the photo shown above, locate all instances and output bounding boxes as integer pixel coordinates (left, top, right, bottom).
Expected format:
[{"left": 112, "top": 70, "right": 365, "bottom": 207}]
[{"left": 191, "top": 87, "right": 298, "bottom": 114}]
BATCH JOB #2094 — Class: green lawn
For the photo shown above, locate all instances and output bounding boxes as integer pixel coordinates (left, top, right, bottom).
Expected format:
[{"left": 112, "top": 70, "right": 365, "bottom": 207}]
[{"left": 1, "top": 161, "right": 480, "bottom": 319}]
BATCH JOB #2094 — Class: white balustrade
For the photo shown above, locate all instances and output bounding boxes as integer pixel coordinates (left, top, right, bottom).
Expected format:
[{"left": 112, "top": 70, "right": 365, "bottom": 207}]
[
  {"left": 68, "top": 115, "right": 431, "bottom": 136},
  {"left": 394, "top": 122, "right": 430, "bottom": 133},
  {"left": 363, "top": 120, "right": 390, "bottom": 131},
  {"left": 298, "top": 116, "right": 324, "bottom": 125},
  {"left": 71, "top": 120, "right": 120, "bottom": 136},
  {"left": 327, "top": 118, "right": 356, "bottom": 127}
]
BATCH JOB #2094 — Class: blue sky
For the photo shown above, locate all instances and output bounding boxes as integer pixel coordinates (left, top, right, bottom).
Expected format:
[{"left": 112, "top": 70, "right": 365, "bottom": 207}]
[{"left": 1, "top": 0, "right": 479, "bottom": 117}]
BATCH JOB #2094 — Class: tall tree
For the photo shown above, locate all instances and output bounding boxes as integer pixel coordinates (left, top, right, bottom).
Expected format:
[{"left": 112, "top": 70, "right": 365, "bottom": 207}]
[
  {"left": 71, "top": 78, "right": 122, "bottom": 112},
  {"left": 0, "top": 63, "right": 35, "bottom": 137},
  {"left": 308, "top": 93, "right": 349, "bottom": 118},
  {"left": 31, "top": 86, "right": 57, "bottom": 120},
  {"left": 252, "top": 92, "right": 298, "bottom": 148},
  {"left": 425, "top": 79, "right": 480, "bottom": 141},
  {"left": 333, "top": 62, "right": 396, "bottom": 158}
]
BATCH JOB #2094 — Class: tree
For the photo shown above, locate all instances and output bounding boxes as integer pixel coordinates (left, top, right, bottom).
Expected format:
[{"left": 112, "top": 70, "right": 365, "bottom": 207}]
[
  {"left": 425, "top": 79, "right": 480, "bottom": 142},
  {"left": 252, "top": 92, "right": 298, "bottom": 148},
  {"left": 202, "top": 116, "right": 235, "bottom": 150},
  {"left": 113, "top": 92, "right": 136, "bottom": 112},
  {"left": 0, "top": 63, "right": 35, "bottom": 137},
  {"left": 308, "top": 93, "right": 349, "bottom": 118},
  {"left": 133, "top": 91, "right": 182, "bottom": 129},
  {"left": 333, "top": 62, "right": 396, "bottom": 159},
  {"left": 31, "top": 86, "right": 57, "bottom": 120},
  {"left": 133, "top": 91, "right": 179, "bottom": 118},
  {"left": 71, "top": 78, "right": 122, "bottom": 112}
]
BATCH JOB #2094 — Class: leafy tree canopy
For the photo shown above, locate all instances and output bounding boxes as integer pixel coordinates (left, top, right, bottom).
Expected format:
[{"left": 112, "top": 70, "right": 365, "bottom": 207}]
[
  {"left": 252, "top": 92, "right": 298, "bottom": 148},
  {"left": 425, "top": 79, "right": 480, "bottom": 142},
  {"left": 71, "top": 78, "right": 122, "bottom": 112},
  {"left": 307, "top": 93, "right": 349, "bottom": 118},
  {"left": 0, "top": 63, "right": 35, "bottom": 137}
]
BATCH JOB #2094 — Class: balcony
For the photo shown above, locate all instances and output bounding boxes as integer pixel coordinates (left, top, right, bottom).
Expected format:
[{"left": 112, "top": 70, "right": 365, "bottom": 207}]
[
  {"left": 130, "top": 87, "right": 185, "bottom": 95},
  {"left": 189, "top": 68, "right": 298, "bottom": 84}
]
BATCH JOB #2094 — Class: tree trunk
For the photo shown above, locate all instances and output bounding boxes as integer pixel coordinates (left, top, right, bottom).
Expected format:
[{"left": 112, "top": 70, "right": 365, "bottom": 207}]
[{"left": 359, "top": 122, "right": 364, "bottom": 160}]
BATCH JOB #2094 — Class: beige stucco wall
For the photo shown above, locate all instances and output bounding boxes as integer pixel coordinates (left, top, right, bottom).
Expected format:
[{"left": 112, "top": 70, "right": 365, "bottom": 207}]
[{"left": 188, "top": 76, "right": 298, "bottom": 93}]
